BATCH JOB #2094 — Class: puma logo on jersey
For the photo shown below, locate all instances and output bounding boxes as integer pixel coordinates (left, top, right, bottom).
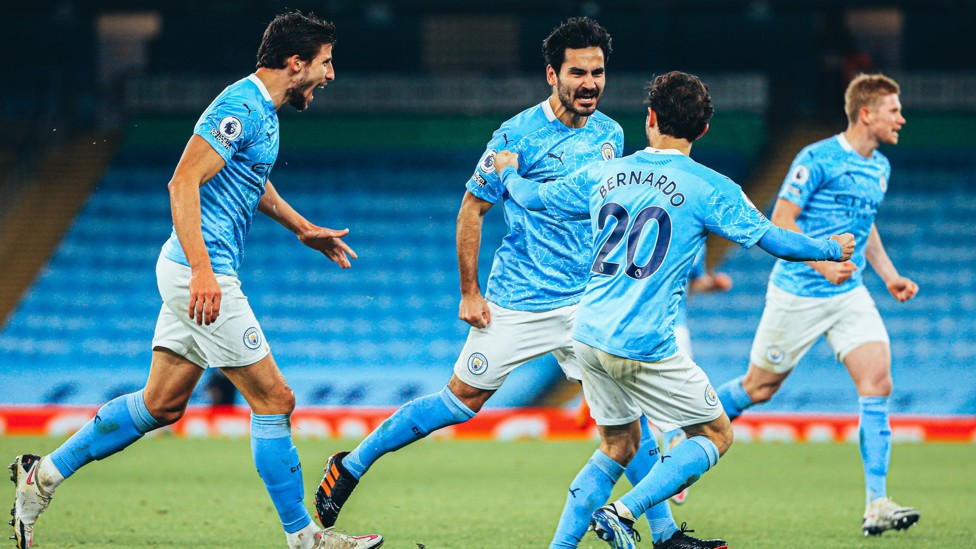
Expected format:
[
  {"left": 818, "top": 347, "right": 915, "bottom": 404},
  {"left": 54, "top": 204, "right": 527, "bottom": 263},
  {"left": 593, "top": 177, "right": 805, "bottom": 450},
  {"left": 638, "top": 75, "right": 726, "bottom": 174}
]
[{"left": 547, "top": 151, "right": 564, "bottom": 165}]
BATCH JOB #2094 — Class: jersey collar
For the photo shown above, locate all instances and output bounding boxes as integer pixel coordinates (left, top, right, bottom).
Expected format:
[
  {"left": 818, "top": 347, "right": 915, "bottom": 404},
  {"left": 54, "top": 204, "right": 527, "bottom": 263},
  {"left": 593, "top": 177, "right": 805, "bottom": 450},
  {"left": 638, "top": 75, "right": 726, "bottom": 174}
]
[
  {"left": 541, "top": 99, "right": 558, "bottom": 122},
  {"left": 836, "top": 132, "right": 854, "bottom": 152},
  {"left": 642, "top": 146, "right": 683, "bottom": 155},
  {"left": 247, "top": 74, "right": 274, "bottom": 103}
]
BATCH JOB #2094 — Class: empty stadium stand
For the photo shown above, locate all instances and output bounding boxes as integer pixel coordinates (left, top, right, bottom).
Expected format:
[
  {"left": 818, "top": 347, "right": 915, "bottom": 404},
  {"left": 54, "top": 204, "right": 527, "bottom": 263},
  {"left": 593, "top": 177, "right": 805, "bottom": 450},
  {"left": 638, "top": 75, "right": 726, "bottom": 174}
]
[{"left": 2, "top": 114, "right": 973, "bottom": 416}]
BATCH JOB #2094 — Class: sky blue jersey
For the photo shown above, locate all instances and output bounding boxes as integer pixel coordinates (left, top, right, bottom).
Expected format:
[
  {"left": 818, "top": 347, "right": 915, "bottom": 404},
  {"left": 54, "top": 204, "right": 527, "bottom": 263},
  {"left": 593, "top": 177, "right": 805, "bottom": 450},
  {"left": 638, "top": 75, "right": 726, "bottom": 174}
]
[
  {"left": 770, "top": 134, "right": 890, "bottom": 297},
  {"left": 538, "top": 148, "right": 773, "bottom": 362},
  {"left": 465, "top": 99, "right": 624, "bottom": 311},
  {"left": 161, "top": 74, "right": 279, "bottom": 275},
  {"left": 674, "top": 245, "right": 707, "bottom": 328}
]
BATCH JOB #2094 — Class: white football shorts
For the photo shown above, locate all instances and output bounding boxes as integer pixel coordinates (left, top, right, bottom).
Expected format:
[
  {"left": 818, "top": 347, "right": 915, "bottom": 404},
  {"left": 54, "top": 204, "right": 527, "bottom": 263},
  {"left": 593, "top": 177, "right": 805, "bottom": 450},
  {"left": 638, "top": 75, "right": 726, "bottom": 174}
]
[
  {"left": 452, "top": 301, "right": 581, "bottom": 390},
  {"left": 574, "top": 342, "right": 722, "bottom": 432},
  {"left": 152, "top": 256, "right": 271, "bottom": 369},
  {"left": 750, "top": 283, "right": 890, "bottom": 374}
]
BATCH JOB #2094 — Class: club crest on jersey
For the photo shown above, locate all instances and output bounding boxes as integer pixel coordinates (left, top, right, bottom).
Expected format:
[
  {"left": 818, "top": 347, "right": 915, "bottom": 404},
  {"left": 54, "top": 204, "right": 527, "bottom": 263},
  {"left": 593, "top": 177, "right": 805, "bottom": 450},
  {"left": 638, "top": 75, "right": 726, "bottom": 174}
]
[
  {"left": 467, "top": 352, "right": 488, "bottom": 375},
  {"left": 479, "top": 150, "right": 497, "bottom": 174},
  {"left": 765, "top": 345, "right": 785, "bottom": 365},
  {"left": 879, "top": 176, "right": 887, "bottom": 192},
  {"left": 243, "top": 327, "right": 262, "bottom": 350},
  {"left": 601, "top": 142, "right": 616, "bottom": 161},
  {"left": 704, "top": 384, "right": 718, "bottom": 407},
  {"left": 790, "top": 165, "right": 809, "bottom": 185}
]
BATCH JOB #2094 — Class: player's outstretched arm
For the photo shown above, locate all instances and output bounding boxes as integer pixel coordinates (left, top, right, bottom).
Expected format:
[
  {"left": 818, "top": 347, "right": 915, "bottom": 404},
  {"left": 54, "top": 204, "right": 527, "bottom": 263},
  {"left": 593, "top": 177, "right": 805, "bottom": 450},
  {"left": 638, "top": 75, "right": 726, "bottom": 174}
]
[
  {"left": 771, "top": 198, "right": 858, "bottom": 284},
  {"left": 259, "top": 180, "right": 358, "bottom": 268},
  {"left": 457, "top": 191, "right": 493, "bottom": 328},
  {"left": 865, "top": 223, "right": 918, "bottom": 302},
  {"left": 169, "top": 134, "right": 228, "bottom": 326},
  {"left": 757, "top": 225, "right": 854, "bottom": 262},
  {"left": 494, "top": 151, "right": 546, "bottom": 211}
]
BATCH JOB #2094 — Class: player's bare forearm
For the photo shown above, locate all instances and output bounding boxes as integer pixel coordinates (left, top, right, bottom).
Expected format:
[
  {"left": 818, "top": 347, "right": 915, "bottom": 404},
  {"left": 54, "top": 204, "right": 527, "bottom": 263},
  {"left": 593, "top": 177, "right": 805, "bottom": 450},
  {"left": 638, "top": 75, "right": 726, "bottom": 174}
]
[
  {"left": 456, "top": 192, "right": 492, "bottom": 297},
  {"left": 864, "top": 224, "right": 899, "bottom": 282},
  {"left": 258, "top": 180, "right": 314, "bottom": 235}
]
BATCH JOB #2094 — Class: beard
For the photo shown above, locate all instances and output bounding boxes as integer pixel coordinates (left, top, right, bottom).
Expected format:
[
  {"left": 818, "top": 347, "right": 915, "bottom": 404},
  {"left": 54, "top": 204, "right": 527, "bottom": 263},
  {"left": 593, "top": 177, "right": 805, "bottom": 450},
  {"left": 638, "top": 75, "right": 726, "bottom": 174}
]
[
  {"left": 285, "top": 87, "right": 310, "bottom": 111},
  {"left": 285, "top": 76, "right": 315, "bottom": 111},
  {"left": 556, "top": 82, "right": 601, "bottom": 117}
]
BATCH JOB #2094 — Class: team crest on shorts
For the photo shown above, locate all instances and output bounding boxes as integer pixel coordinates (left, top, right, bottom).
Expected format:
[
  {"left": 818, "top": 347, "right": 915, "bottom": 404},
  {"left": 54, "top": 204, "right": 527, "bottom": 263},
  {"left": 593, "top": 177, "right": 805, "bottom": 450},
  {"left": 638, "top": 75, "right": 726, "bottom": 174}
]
[
  {"left": 601, "top": 142, "right": 616, "bottom": 160},
  {"left": 704, "top": 384, "right": 718, "bottom": 407},
  {"left": 243, "top": 327, "right": 262, "bottom": 350},
  {"left": 765, "top": 345, "right": 785, "bottom": 365},
  {"left": 467, "top": 352, "right": 488, "bottom": 375}
]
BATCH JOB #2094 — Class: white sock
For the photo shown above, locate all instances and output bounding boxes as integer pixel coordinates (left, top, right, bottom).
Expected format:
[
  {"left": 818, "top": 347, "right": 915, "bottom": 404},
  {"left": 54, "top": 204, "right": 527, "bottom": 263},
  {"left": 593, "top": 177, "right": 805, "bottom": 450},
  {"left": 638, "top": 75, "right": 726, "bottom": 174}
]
[
  {"left": 37, "top": 456, "right": 65, "bottom": 494},
  {"left": 612, "top": 500, "right": 637, "bottom": 522},
  {"left": 285, "top": 522, "right": 320, "bottom": 549}
]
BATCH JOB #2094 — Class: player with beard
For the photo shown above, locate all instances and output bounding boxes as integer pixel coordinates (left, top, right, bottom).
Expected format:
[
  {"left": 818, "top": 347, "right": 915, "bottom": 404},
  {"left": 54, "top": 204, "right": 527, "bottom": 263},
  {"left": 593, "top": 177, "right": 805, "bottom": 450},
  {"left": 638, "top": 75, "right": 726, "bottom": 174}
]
[
  {"left": 9, "top": 12, "right": 382, "bottom": 549},
  {"left": 313, "top": 18, "right": 719, "bottom": 549}
]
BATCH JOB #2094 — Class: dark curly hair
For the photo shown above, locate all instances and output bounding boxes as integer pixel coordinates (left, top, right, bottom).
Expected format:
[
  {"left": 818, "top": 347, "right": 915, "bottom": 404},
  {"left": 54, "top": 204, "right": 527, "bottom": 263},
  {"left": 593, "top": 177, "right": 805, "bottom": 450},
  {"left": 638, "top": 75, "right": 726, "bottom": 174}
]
[
  {"left": 256, "top": 11, "right": 336, "bottom": 69},
  {"left": 542, "top": 17, "right": 612, "bottom": 72},
  {"left": 646, "top": 71, "right": 714, "bottom": 142}
]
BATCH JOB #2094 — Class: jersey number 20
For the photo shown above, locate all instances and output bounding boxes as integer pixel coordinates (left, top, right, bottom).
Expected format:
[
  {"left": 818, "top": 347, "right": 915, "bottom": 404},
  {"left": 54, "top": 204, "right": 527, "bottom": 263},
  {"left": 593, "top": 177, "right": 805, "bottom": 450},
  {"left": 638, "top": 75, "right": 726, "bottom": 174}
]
[{"left": 592, "top": 202, "right": 672, "bottom": 280}]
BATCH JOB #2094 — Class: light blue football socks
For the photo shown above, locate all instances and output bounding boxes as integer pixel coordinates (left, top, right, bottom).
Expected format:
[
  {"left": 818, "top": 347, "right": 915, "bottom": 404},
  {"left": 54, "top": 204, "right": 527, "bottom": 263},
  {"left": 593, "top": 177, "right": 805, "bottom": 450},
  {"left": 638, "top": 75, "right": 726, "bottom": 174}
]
[
  {"left": 619, "top": 435, "right": 720, "bottom": 519},
  {"left": 343, "top": 386, "right": 476, "bottom": 479},
  {"left": 859, "top": 396, "right": 892, "bottom": 505},
  {"left": 50, "top": 390, "right": 160, "bottom": 478},
  {"left": 625, "top": 418, "right": 679, "bottom": 543},
  {"left": 251, "top": 413, "right": 311, "bottom": 533},
  {"left": 716, "top": 375, "right": 753, "bottom": 421},
  {"left": 550, "top": 449, "right": 625, "bottom": 548}
]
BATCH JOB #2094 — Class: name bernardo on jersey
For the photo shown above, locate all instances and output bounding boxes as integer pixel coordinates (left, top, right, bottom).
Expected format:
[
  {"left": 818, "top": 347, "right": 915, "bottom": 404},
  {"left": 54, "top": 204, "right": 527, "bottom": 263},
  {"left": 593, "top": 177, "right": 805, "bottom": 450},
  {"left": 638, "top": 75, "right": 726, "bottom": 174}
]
[{"left": 600, "top": 169, "right": 686, "bottom": 207}]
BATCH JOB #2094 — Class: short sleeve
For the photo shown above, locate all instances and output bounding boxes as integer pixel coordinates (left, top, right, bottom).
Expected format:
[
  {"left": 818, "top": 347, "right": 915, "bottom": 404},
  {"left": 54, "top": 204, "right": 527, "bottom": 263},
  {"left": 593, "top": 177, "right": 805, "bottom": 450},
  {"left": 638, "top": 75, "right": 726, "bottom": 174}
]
[
  {"left": 194, "top": 99, "right": 260, "bottom": 163},
  {"left": 777, "top": 149, "right": 825, "bottom": 209},
  {"left": 537, "top": 164, "right": 598, "bottom": 222},
  {"left": 465, "top": 128, "right": 515, "bottom": 203},
  {"left": 703, "top": 182, "right": 774, "bottom": 249}
]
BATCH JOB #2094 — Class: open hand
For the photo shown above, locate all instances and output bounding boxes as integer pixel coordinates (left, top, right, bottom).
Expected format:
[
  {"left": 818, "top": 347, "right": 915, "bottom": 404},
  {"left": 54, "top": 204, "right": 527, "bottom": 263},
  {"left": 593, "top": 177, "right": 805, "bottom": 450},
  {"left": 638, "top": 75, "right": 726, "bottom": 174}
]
[{"left": 299, "top": 227, "right": 358, "bottom": 268}]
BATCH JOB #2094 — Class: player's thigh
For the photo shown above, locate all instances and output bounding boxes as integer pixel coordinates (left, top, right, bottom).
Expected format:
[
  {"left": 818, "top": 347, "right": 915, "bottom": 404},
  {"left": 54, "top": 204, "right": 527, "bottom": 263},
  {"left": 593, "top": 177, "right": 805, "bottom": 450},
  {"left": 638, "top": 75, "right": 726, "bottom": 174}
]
[
  {"left": 454, "top": 302, "right": 576, "bottom": 390},
  {"left": 220, "top": 353, "right": 293, "bottom": 415},
  {"left": 573, "top": 341, "right": 642, "bottom": 427},
  {"left": 825, "top": 287, "right": 890, "bottom": 364},
  {"left": 750, "top": 284, "right": 836, "bottom": 374},
  {"left": 608, "top": 351, "right": 722, "bottom": 434},
  {"left": 841, "top": 341, "right": 892, "bottom": 396}
]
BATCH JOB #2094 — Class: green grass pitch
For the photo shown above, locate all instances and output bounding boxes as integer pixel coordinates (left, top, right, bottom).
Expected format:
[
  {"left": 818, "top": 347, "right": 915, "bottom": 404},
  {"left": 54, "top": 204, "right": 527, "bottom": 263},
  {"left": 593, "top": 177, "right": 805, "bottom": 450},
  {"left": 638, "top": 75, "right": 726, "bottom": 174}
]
[{"left": 2, "top": 436, "right": 973, "bottom": 548}]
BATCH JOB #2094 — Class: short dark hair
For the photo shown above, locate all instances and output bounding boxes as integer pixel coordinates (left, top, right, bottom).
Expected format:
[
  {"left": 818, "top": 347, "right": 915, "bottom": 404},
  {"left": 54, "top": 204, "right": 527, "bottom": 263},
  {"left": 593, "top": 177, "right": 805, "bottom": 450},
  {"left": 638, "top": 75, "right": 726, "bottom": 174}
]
[
  {"left": 256, "top": 11, "right": 336, "bottom": 69},
  {"left": 646, "top": 71, "right": 714, "bottom": 142},
  {"left": 542, "top": 17, "right": 612, "bottom": 73}
]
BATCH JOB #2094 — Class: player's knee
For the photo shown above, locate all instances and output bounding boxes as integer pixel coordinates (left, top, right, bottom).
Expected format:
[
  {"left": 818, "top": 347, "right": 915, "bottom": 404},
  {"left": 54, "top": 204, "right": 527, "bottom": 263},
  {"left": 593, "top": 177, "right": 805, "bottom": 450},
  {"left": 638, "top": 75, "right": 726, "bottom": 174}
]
[
  {"left": 147, "top": 402, "right": 186, "bottom": 426},
  {"left": 272, "top": 385, "right": 296, "bottom": 415}
]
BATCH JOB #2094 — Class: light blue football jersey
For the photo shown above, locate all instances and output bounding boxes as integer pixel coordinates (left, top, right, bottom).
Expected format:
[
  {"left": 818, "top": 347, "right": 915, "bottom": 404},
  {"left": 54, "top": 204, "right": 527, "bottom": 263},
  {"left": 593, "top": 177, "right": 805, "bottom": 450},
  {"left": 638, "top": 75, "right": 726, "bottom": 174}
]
[
  {"left": 161, "top": 74, "right": 280, "bottom": 275},
  {"left": 674, "top": 245, "right": 707, "bottom": 328},
  {"left": 770, "top": 134, "right": 890, "bottom": 297},
  {"left": 466, "top": 99, "right": 624, "bottom": 311},
  {"left": 538, "top": 148, "right": 773, "bottom": 362}
]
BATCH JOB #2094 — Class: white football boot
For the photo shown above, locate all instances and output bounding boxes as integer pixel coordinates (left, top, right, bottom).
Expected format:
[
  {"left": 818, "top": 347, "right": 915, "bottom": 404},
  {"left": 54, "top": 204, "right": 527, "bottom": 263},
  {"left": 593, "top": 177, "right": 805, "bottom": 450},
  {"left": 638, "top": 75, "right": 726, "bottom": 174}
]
[
  {"left": 862, "top": 496, "right": 920, "bottom": 536},
  {"left": 9, "top": 455, "right": 53, "bottom": 549}
]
